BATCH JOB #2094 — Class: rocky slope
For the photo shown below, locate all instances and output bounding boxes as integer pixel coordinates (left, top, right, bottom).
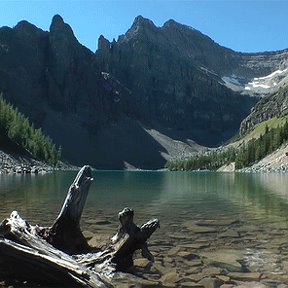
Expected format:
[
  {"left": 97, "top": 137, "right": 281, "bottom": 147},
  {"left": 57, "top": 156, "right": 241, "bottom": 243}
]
[
  {"left": 240, "top": 84, "right": 288, "bottom": 135},
  {"left": 0, "top": 15, "right": 287, "bottom": 169},
  {"left": 216, "top": 143, "right": 288, "bottom": 173},
  {"left": 96, "top": 17, "right": 256, "bottom": 147},
  {"left": 96, "top": 16, "right": 288, "bottom": 147},
  {"left": 240, "top": 143, "right": 288, "bottom": 173},
  {"left": 0, "top": 149, "right": 53, "bottom": 174}
]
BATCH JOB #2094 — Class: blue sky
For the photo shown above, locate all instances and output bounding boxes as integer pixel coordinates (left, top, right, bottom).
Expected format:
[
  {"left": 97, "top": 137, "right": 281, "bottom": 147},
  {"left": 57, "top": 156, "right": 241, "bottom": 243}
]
[{"left": 0, "top": 0, "right": 287, "bottom": 53}]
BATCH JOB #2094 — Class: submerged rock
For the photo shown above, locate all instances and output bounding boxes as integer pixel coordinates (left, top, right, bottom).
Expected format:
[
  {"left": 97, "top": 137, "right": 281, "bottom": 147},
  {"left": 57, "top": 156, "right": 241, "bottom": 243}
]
[
  {"left": 200, "top": 249, "right": 243, "bottom": 272},
  {"left": 227, "top": 272, "right": 262, "bottom": 282},
  {"left": 234, "top": 282, "right": 268, "bottom": 288},
  {"left": 198, "top": 277, "right": 224, "bottom": 288},
  {"left": 160, "top": 270, "right": 181, "bottom": 286}
]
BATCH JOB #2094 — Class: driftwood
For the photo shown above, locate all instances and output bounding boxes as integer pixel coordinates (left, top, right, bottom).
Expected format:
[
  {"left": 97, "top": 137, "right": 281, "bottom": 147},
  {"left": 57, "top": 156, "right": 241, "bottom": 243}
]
[{"left": 0, "top": 166, "right": 160, "bottom": 287}]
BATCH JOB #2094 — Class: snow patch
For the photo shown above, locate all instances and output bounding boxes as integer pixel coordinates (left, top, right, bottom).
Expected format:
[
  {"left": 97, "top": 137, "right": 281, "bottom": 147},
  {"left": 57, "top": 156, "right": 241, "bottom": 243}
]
[
  {"left": 254, "top": 68, "right": 288, "bottom": 81},
  {"left": 250, "top": 82, "right": 271, "bottom": 89},
  {"left": 244, "top": 68, "right": 288, "bottom": 95},
  {"left": 222, "top": 68, "right": 288, "bottom": 96}
]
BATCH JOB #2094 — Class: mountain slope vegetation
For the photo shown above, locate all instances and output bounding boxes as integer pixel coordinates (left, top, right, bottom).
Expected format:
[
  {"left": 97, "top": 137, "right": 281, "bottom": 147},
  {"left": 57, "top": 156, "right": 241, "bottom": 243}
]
[
  {"left": 166, "top": 114, "right": 288, "bottom": 171},
  {"left": 0, "top": 94, "right": 61, "bottom": 166}
]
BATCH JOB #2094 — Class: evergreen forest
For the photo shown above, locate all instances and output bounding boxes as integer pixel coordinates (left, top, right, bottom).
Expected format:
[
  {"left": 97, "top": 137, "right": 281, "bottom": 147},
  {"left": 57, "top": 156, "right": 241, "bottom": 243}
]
[
  {"left": 166, "top": 120, "right": 288, "bottom": 171},
  {"left": 0, "top": 94, "right": 61, "bottom": 166}
]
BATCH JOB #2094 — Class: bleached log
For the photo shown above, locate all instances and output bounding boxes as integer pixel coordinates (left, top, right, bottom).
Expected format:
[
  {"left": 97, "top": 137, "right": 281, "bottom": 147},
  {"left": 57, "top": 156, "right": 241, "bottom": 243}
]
[
  {"left": 44, "top": 165, "right": 93, "bottom": 254},
  {"left": 0, "top": 166, "right": 159, "bottom": 287}
]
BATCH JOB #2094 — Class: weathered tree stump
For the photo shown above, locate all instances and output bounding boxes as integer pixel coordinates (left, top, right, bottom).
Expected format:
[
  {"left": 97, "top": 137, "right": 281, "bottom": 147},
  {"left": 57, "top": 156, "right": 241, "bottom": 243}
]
[{"left": 0, "top": 166, "right": 160, "bottom": 287}]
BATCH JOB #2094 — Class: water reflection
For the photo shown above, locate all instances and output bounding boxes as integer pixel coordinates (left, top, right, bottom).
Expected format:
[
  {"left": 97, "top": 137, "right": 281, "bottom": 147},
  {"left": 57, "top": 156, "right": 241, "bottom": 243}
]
[
  {"left": 0, "top": 172, "right": 74, "bottom": 225},
  {"left": 2, "top": 171, "right": 288, "bottom": 225}
]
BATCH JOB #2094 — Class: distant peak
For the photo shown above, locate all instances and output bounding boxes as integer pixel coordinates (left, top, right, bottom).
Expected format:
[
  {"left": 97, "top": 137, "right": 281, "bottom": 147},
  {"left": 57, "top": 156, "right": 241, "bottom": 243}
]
[
  {"left": 14, "top": 20, "right": 38, "bottom": 31},
  {"left": 13, "top": 20, "right": 45, "bottom": 36},
  {"left": 163, "top": 19, "right": 181, "bottom": 28},
  {"left": 163, "top": 19, "right": 195, "bottom": 31},
  {"left": 132, "top": 15, "right": 156, "bottom": 29},
  {"left": 51, "top": 14, "right": 64, "bottom": 26},
  {"left": 98, "top": 35, "right": 111, "bottom": 51},
  {"left": 164, "top": 19, "right": 178, "bottom": 26},
  {"left": 49, "top": 14, "right": 74, "bottom": 36},
  {"left": 50, "top": 14, "right": 68, "bottom": 32}
]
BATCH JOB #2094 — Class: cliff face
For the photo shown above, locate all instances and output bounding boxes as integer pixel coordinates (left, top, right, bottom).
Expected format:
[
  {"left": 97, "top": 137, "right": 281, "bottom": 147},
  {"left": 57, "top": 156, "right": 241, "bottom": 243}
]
[
  {"left": 0, "top": 15, "right": 133, "bottom": 168},
  {"left": 240, "top": 85, "right": 288, "bottom": 135},
  {"left": 96, "top": 16, "right": 288, "bottom": 146},
  {"left": 0, "top": 15, "right": 287, "bottom": 169},
  {"left": 95, "top": 16, "right": 257, "bottom": 145}
]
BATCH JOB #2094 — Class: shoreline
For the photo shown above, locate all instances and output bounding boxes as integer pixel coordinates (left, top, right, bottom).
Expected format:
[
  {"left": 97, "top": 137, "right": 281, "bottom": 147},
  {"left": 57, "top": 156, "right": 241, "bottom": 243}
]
[
  {"left": 0, "top": 150, "right": 78, "bottom": 175},
  {"left": 3, "top": 148, "right": 288, "bottom": 174}
]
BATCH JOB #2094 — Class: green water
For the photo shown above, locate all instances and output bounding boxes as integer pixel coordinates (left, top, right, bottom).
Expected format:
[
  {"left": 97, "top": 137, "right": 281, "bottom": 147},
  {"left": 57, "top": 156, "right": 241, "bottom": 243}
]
[
  {"left": 2, "top": 171, "right": 288, "bottom": 285},
  {"left": 1, "top": 171, "right": 288, "bottom": 225}
]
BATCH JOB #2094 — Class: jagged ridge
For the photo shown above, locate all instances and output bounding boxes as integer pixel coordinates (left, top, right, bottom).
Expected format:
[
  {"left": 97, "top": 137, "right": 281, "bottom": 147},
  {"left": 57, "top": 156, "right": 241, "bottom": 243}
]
[{"left": 0, "top": 15, "right": 287, "bottom": 169}]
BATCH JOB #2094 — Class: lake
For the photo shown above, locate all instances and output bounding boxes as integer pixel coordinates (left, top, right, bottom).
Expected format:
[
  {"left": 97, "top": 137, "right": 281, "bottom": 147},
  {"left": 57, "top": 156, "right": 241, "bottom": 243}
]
[{"left": 1, "top": 170, "right": 288, "bottom": 287}]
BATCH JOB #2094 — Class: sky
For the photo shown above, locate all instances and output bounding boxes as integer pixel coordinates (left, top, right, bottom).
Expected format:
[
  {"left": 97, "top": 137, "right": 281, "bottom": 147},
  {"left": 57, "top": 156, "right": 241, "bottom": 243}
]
[{"left": 0, "top": 0, "right": 287, "bottom": 53}]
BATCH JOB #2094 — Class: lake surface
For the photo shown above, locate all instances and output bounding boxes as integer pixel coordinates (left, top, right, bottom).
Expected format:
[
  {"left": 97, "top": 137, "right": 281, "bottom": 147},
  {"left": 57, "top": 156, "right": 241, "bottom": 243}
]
[{"left": 1, "top": 171, "right": 288, "bottom": 287}]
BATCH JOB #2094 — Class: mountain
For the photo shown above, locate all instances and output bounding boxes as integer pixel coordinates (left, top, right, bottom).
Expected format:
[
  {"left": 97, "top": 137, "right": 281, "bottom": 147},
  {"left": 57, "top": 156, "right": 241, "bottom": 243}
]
[
  {"left": 0, "top": 15, "right": 287, "bottom": 169},
  {"left": 0, "top": 15, "right": 133, "bottom": 169},
  {"left": 240, "top": 84, "right": 288, "bottom": 135},
  {"left": 95, "top": 16, "right": 288, "bottom": 145}
]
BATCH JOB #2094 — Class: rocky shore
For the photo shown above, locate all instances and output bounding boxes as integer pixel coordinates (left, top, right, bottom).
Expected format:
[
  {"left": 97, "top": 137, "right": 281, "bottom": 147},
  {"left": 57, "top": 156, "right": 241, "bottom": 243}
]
[
  {"left": 0, "top": 150, "right": 77, "bottom": 174},
  {"left": 239, "top": 144, "right": 288, "bottom": 173},
  {"left": 0, "top": 150, "right": 53, "bottom": 174},
  {"left": 216, "top": 144, "right": 288, "bottom": 173}
]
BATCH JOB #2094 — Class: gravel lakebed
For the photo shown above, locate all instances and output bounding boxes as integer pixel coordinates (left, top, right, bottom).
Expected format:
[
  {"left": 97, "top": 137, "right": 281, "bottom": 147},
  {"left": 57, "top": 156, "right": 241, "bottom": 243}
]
[{"left": 78, "top": 210, "right": 288, "bottom": 288}]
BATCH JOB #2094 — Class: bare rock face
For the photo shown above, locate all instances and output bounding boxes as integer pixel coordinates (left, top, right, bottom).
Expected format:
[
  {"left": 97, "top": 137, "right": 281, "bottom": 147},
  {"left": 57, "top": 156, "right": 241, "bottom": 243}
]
[
  {"left": 96, "top": 16, "right": 288, "bottom": 147},
  {"left": 95, "top": 16, "right": 258, "bottom": 145},
  {"left": 0, "top": 15, "right": 131, "bottom": 168},
  {"left": 0, "top": 15, "right": 287, "bottom": 169},
  {"left": 0, "top": 20, "right": 48, "bottom": 111},
  {"left": 47, "top": 15, "right": 97, "bottom": 112}
]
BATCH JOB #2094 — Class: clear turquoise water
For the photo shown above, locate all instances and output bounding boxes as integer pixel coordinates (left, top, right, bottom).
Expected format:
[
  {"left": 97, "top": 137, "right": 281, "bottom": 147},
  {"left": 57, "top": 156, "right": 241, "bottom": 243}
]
[
  {"left": 1, "top": 171, "right": 288, "bottom": 226},
  {"left": 2, "top": 170, "right": 288, "bottom": 281}
]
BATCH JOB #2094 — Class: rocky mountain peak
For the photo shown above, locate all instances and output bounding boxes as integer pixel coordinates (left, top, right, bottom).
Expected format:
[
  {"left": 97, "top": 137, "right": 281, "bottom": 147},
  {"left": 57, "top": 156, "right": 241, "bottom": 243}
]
[
  {"left": 51, "top": 14, "right": 64, "bottom": 26},
  {"left": 0, "top": 15, "right": 287, "bottom": 169},
  {"left": 163, "top": 19, "right": 178, "bottom": 27},
  {"left": 12, "top": 20, "right": 46, "bottom": 44},
  {"left": 132, "top": 15, "right": 156, "bottom": 29},
  {"left": 98, "top": 35, "right": 111, "bottom": 51},
  {"left": 118, "top": 15, "right": 158, "bottom": 42},
  {"left": 49, "top": 14, "right": 76, "bottom": 42},
  {"left": 48, "top": 14, "right": 90, "bottom": 61},
  {"left": 14, "top": 20, "right": 39, "bottom": 32},
  {"left": 162, "top": 18, "right": 209, "bottom": 40},
  {"left": 163, "top": 18, "right": 195, "bottom": 31}
]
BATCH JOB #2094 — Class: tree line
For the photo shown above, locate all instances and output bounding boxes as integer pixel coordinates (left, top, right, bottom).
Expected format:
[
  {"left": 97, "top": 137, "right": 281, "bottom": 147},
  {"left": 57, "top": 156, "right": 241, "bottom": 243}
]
[
  {"left": 166, "top": 119, "right": 288, "bottom": 171},
  {"left": 0, "top": 94, "right": 61, "bottom": 166},
  {"left": 235, "top": 121, "right": 288, "bottom": 169},
  {"left": 165, "top": 147, "right": 236, "bottom": 171}
]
